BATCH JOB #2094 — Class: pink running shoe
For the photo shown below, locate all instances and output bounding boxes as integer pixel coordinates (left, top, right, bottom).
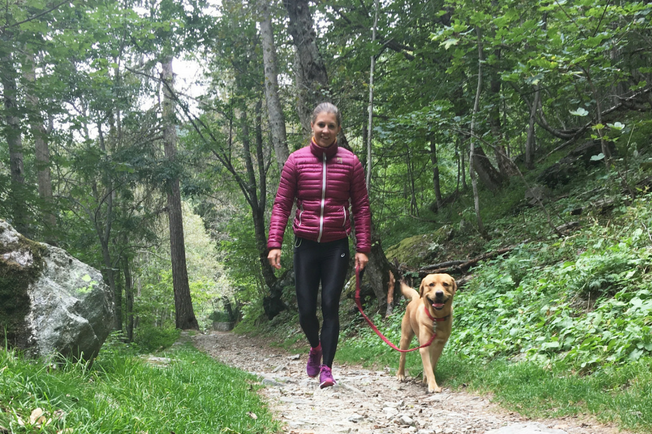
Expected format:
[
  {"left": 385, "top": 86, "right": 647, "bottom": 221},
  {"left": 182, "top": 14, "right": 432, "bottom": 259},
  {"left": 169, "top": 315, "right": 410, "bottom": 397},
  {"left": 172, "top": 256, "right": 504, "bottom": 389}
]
[
  {"left": 319, "top": 365, "right": 335, "bottom": 388},
  {"left": 306, "top": 344, "right": 322, "bottom": 378}
]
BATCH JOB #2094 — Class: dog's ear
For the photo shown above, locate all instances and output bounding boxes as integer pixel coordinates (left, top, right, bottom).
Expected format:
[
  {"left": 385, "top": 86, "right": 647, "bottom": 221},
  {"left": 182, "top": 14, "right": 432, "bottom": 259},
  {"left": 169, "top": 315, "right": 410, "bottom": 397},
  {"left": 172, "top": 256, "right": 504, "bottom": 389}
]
[
  {"left": 419, "top": 279, "right": 426, "bottom": 297},
  {"left": 451, "top": 278, "right": 458, "bottom": 294}
]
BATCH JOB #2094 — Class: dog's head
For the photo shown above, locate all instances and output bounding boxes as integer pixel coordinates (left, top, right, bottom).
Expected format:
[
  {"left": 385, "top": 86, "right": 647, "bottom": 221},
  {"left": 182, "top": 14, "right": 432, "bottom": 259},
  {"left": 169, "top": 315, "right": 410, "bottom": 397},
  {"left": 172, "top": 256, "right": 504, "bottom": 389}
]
[{"left": 419, "top": 273, "right": 457, "bottom": 311}]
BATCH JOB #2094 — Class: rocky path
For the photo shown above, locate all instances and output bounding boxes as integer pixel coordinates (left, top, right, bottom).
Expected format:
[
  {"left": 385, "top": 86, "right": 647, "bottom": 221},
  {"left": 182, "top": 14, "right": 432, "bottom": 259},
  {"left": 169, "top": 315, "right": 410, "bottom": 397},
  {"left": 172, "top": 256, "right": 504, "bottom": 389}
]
[{"left": 191, "top": 331, "right": 629, "bottom": 434}]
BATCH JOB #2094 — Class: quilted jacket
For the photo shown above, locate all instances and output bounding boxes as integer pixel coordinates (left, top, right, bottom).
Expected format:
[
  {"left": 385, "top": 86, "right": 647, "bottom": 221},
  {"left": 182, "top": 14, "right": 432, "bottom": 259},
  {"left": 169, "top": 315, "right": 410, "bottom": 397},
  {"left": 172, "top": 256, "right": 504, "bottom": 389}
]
[{"left": 267, "top": 139, "right": 371, "bottom": 253}]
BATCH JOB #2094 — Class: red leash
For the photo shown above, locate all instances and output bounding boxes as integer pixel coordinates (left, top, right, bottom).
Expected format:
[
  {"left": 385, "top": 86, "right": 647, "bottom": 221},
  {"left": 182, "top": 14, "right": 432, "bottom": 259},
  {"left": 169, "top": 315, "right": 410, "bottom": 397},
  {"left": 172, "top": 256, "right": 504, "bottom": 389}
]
[{"left": 354, "top": 266, "right": 444, "bottom": 353}]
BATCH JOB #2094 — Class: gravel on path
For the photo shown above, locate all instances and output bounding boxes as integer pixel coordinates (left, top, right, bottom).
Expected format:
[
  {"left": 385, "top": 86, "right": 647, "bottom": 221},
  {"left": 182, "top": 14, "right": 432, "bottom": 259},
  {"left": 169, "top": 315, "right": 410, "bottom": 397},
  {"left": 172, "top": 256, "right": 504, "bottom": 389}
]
[{"left": 191, "top": 331, "right": 630, "bottom": 434}]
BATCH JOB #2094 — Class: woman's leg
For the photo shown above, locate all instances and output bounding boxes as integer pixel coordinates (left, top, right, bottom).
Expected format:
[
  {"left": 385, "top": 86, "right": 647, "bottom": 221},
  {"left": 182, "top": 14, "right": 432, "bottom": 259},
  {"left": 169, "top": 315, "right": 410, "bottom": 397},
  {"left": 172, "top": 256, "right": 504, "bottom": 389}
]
[
  {"left": 294, "top": 237, "right": 321, "bottom": 348},
  {"left": 319, "top": 238, "right": 349, "bottom": 367}
]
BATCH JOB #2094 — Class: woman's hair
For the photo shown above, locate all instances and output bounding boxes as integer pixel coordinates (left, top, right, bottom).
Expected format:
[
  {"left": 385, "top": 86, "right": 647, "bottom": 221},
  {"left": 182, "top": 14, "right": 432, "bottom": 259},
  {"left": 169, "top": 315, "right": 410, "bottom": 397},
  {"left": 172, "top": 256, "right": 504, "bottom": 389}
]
[{"left": 312, "top": 102, "right": 342, "bottom": 127}]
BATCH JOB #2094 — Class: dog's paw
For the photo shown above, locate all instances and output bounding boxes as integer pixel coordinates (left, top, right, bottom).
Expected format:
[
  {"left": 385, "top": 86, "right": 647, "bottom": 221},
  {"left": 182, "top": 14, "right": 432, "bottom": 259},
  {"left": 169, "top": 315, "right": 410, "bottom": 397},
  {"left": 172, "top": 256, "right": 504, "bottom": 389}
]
[
  {"left": 427, "top": 384, "right": 442, "bottom": 393},
  {"left": 396, "top": 373, "right": 406, "bottom": 382}
]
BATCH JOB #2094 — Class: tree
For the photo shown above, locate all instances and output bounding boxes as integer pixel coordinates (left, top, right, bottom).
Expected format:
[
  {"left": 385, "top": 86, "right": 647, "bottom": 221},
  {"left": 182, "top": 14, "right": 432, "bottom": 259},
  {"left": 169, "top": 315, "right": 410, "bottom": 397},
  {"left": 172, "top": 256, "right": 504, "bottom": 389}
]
[
  {"left": 0, "top": 50, "right": 28, "bottom": 236},
  {"left": 161, "top": 56, "right": 199, "bottom": 330}
]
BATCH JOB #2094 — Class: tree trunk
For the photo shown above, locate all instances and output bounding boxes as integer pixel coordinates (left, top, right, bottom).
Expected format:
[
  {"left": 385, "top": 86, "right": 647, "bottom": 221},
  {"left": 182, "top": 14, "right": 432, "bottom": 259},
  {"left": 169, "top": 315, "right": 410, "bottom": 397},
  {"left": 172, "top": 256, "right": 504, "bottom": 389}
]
[
  {"left": 472, "top": 144, "right": 504, "bottom": 193},
  {"left": 124, "top": 257, "right": 134, "bottom": 342},
  {"left": 258, "top": 0, "right": 289, "bottom": 169},
  {"left": 24, "top": 52, "right": 56, "bottom": 242},
  {"left": 430, "top": 138, "right": 443, "bottom": 211},
  {"left": 489, "top": 74, "right": 511, "bottom": 179},
  {"left": 1, "top": 53, "right": 28, "bottom": 236},
  {"left": 525, "top": 84, "right": 540, "bottom": 169},
  {"left": 241, "top": 101, "right": 285, "bottom": 319},
  {"left": 366, "top": 0, "right": 379, "bottom": 190},
  {"left": 470, "top": 26, "right": 488, "bottom": 238},
  {"left": 161, "top": 56, "right": 199, "bottom": 331},
  {"left": 95, "top": 124, "right": 120, "bottom": 330},
  {"left": 284, "top": 0, "right": 330, "bottom": 135}
]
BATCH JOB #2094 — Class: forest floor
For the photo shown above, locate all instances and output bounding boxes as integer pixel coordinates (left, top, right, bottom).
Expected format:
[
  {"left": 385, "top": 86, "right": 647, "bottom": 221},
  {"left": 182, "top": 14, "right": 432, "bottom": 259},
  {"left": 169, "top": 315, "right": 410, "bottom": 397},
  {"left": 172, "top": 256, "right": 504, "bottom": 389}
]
[{"left": 190, "top": 331, "right": 632, "bottom": 434}]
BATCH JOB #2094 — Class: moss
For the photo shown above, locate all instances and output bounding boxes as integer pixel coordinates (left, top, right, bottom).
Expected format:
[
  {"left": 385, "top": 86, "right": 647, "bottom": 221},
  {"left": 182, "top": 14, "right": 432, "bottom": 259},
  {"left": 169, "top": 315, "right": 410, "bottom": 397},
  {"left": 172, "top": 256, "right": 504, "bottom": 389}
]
[
  {"left": 0, "top": 228, "right": 46, "bottom": 348},
  {"left": 385, "top": 225, "right": 454, "bottom": 269}
]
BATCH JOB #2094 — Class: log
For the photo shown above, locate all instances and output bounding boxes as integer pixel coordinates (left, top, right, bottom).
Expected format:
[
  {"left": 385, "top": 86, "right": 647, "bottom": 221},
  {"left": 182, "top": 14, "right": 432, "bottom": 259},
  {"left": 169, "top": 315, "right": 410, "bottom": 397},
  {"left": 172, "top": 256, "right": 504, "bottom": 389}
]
[{"left": 417, "top": 246, "right": 515, "bottom": 278}]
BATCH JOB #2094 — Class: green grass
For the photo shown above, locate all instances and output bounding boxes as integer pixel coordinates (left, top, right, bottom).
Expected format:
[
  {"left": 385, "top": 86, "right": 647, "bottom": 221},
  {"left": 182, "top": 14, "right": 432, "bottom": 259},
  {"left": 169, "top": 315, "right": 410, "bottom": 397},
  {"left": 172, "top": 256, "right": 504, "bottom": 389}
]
[{"left": 0, "top": 338, "right": 280, "bottom": 434}]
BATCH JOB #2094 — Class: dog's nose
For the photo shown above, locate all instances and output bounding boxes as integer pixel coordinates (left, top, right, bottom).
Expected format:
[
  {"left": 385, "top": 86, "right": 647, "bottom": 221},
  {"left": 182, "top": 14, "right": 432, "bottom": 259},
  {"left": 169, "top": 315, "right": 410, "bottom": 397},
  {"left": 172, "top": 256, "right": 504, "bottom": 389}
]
[{"left": 436, "top": 290, "right": 444, "bottom": 298}]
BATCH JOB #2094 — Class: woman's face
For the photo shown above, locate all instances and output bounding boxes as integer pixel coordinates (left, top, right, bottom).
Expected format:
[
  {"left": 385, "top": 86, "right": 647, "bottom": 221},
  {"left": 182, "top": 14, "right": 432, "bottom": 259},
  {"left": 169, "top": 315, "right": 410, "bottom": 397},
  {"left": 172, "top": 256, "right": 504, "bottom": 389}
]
[{"left": 311, "top": 112, "right": 341, "bottom": 148}]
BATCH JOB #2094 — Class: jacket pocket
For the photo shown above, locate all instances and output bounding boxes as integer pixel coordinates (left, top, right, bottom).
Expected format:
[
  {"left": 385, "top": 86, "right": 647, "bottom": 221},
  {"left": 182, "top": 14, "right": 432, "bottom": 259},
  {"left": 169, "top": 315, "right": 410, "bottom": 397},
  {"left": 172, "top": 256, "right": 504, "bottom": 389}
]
[{"left": 296, "top": 201, "right": 304, "bottom": 226}]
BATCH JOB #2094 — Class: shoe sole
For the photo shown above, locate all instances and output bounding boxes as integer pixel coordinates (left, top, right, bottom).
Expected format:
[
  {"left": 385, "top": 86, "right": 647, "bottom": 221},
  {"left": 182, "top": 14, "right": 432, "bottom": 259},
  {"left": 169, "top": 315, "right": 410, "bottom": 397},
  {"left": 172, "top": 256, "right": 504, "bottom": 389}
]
[{"left": 319, "top": 380, "right": 334, "bottom": 389}]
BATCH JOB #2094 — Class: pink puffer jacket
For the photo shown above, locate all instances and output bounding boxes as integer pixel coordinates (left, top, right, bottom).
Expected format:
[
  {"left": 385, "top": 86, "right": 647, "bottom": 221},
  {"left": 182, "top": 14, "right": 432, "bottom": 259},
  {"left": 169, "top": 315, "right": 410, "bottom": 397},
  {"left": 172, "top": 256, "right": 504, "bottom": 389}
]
[{"left": 268, "top": 139, "right": 371, "bottom": 253}]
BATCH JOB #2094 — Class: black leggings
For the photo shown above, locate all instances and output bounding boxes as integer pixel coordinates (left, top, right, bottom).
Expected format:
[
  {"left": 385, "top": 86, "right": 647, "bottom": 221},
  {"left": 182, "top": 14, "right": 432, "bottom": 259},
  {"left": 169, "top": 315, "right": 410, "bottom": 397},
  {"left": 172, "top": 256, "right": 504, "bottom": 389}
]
[{"left": 294, "top": 236, "right": 349, "bottom": 367}]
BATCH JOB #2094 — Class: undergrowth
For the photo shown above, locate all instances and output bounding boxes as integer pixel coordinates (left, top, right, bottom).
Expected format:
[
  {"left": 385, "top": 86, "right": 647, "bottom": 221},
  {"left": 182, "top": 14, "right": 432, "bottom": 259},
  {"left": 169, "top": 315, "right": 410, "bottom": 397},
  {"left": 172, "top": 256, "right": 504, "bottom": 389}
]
[{"left": 334, "top": 188, "right": 652, "bottom": 432}]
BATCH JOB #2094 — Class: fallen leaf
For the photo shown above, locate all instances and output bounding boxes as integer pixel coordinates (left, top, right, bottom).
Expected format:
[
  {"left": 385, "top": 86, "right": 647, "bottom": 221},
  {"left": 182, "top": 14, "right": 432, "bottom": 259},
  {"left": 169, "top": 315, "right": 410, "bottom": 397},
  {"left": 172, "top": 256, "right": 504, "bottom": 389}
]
[
  {"left": 247, "top": 412, "right": 258, "bottom": 420},
  {"left": 30, "top": 408, "right": 44, "bottom": 424}
]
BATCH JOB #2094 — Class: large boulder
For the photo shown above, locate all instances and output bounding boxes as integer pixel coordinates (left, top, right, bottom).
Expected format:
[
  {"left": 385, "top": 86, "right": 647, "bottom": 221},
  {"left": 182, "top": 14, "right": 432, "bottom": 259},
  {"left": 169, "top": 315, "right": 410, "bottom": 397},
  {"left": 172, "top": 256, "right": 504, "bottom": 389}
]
[{"left": 0, "top": 220, "right": 114, "bottom": 361}]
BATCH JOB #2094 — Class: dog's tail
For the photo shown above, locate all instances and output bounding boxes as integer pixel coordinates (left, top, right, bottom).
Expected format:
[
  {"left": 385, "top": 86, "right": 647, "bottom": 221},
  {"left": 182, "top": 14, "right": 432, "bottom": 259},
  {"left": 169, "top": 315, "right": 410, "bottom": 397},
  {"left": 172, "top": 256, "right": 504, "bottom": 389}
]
[{"left": 400, "top": 281, "right": 419, "bottom": 302}]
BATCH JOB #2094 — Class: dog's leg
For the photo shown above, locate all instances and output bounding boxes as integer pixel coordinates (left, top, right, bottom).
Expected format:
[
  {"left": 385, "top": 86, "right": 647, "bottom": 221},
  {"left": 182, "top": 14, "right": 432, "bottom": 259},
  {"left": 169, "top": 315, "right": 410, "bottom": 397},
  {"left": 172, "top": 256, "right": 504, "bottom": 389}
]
[
  {"left": 429, "top": 338, "right": 447, "bottom": 375},
  {"left": 396, "top": 318, "right": 414, "bottom": 382},
  {"left": 419, "top": 333, "right": 441, "bottom": 393}
]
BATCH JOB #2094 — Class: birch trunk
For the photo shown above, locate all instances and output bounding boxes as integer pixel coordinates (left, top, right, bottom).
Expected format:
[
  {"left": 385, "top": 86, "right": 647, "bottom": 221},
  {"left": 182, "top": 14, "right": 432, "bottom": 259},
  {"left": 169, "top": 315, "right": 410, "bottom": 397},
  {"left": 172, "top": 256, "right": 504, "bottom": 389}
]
[{"left": 258, "top": 0, "right": 289, "bottom": 169}]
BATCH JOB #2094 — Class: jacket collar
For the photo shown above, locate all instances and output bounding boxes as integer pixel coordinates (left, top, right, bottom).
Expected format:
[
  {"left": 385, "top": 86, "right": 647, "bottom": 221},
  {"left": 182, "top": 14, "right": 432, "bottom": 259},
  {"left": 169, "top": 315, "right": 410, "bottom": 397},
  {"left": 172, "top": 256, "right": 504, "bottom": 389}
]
[{"left": 310, "top": 137, "right": 339, "bottom": 160}]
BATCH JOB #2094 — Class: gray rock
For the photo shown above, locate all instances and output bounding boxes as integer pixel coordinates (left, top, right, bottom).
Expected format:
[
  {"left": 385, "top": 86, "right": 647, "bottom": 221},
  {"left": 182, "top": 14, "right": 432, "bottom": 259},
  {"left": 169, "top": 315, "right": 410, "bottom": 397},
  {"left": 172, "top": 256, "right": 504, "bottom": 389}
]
[
  {"left": 0, "top": 220, "right": 114, "bottom": 361},
  {"left": 400, "top": 415, "right": 416, "bottom": 426},
  {"left": 485, "top": 422, "right": 568, "bottom": 434}
]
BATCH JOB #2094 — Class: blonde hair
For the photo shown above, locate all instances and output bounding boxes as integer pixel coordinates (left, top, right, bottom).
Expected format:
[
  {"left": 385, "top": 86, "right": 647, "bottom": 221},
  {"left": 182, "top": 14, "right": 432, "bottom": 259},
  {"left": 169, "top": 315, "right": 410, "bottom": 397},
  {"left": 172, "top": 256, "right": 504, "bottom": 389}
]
[{"left": 312, "top": 102, "right": 342, "bottom": 127}]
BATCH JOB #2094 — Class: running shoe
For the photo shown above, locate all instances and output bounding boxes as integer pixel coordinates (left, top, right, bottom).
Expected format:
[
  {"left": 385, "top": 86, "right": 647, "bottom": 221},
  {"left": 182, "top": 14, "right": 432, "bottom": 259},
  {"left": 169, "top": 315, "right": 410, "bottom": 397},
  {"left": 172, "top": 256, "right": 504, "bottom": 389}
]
[
  {"left": 319, "top": 365, "right": 335, "bottom": 388},
  {"left": 306, "top": 344, "right": 322, "bottom": 378}
]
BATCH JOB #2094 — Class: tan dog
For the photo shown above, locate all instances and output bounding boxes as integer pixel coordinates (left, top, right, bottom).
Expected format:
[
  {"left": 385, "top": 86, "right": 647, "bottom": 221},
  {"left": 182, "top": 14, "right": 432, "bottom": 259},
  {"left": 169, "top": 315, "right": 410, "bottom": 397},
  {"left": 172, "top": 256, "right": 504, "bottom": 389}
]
[{"left": 396, "top": 273, "right": 457, "bottom": 393}]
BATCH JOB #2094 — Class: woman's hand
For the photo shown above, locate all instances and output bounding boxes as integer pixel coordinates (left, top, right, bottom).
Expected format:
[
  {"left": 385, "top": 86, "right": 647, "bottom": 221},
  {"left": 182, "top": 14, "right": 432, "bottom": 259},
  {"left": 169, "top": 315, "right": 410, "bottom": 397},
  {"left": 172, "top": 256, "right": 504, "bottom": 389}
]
[
  {"left": 267, "top": 248, "right": 282, "bottom": 270},
  {"left": 355, "top": 252, "right": 368, "bottom": 270}
]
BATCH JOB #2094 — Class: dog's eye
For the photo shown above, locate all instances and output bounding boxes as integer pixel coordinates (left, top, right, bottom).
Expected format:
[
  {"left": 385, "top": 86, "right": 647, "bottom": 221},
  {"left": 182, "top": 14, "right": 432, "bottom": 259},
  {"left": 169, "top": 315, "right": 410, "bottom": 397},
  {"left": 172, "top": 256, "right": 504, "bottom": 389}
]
[{"left": 443, "top": 282, "right": 449, "bottom": 287}]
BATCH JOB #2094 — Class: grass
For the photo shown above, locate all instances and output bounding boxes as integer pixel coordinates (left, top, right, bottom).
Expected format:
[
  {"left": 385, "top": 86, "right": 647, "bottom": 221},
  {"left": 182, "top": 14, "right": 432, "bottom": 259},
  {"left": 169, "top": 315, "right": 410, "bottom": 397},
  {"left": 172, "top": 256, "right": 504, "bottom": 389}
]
[{"left": 0, "top": 336, "right": 280, "bottom": 434}]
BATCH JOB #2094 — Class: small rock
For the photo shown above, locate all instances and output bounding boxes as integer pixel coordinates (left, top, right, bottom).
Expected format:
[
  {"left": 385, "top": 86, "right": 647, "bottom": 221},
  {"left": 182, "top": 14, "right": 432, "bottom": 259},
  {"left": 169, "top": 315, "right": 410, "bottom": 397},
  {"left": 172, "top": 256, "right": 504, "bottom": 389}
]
[
  {"left": 348, "top": 413, "right": 364, "bottom": 423},
  {"left": 399, "top": 415, "right": 415, "bottom": 426},
  {"left": 383, "top": 407, "right": 399, "bottom": 418},
  {"left": 288, "top": 354, "right": 301, "bottom": 360},
  {"left": 485, "top": 423, "right": 568, "bottom": 434}
]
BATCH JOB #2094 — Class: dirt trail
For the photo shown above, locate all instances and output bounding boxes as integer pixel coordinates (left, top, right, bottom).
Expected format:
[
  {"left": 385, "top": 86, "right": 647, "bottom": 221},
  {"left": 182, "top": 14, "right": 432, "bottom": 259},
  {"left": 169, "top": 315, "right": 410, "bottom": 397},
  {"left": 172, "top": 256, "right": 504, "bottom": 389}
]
[{"left": 191, "top": 331, "right": 628, "bottom": 434}]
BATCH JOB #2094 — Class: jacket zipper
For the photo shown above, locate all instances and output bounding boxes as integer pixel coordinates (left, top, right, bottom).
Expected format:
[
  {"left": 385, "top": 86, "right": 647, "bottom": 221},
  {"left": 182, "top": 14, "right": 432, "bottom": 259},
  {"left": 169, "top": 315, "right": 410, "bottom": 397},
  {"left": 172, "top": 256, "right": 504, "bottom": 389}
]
[{"left": 317, "top": 153, "right": 327, "bottom": 242}]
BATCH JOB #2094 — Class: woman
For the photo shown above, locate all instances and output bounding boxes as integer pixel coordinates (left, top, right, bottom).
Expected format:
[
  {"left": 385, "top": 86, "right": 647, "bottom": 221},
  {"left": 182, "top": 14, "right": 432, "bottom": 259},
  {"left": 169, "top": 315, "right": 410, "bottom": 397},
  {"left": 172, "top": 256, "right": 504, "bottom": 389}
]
[{"left": 267, "top": 102, "right": 371, "bottom": 388}]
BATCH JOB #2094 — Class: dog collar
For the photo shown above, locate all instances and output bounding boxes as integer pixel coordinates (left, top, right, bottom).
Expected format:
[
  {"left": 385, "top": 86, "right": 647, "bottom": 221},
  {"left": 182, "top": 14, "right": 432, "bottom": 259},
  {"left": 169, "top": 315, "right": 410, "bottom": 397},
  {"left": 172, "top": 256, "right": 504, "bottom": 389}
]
[{"left": 425, "top": 304, "right": 449, "bottom": 322}]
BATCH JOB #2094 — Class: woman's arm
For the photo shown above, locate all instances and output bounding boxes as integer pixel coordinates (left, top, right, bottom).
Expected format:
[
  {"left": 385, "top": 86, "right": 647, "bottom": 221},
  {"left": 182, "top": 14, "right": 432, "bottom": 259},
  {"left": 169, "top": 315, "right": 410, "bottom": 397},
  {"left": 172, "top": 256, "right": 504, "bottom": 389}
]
[
  {"left": 268, "top": 156, "right": 297, "bottom": 251},
  {"left": 349, "top": 156, "right": 372, "bottom": 254}
]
